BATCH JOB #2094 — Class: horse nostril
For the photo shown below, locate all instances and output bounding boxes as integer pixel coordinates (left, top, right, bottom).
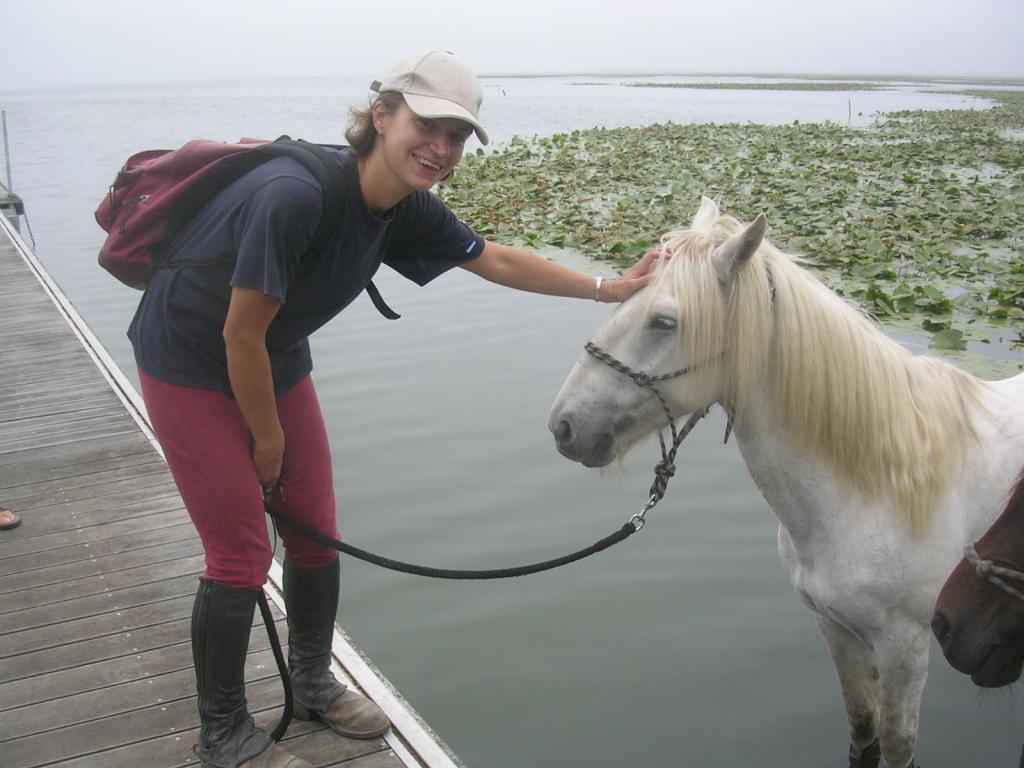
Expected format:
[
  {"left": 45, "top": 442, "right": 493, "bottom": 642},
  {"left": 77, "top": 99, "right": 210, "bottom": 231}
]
[
  {"left": 931, "top": 612, "right": 950, "bottom": 644},
  {"left": 553, "top": 419, "right": 574, "bottom": 446}
]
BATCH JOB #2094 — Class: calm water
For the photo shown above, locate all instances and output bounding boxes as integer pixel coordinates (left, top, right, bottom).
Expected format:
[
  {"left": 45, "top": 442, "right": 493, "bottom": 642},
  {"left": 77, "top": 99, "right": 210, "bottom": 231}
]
[{"left": 2, "top": 75, "right": 1020, "bottom": 767}]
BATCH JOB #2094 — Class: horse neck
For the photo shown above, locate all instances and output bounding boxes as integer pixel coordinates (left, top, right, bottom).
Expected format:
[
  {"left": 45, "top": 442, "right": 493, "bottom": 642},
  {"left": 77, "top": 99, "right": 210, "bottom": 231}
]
[
  {"left": 722, "top": 412, "right": 886, "bottom": 564},
  {"left": 724, "top": 253, "right": 982, "bottom": 533}
]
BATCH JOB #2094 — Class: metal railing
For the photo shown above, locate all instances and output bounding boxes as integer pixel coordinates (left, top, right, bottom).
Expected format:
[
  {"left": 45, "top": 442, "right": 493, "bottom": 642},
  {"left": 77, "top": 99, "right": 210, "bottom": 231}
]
[{"left": 0, "top": 109, "right": 24, "bottom": 232}]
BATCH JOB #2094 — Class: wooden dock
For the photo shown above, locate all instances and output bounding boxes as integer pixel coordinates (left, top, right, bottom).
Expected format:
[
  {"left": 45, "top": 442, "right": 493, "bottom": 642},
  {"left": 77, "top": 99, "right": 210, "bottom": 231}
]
[{"left": 0, "top": 215, "right": 460, "bottom": 768}]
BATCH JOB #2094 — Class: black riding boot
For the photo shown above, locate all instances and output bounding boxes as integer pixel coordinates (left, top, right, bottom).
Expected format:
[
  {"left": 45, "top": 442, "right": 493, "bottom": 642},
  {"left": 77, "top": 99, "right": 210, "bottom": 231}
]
[
  {"left": 192, "top": 578, "right": 311, "bottom": 767},
  {"left": 283, "top": 558, "right": 390, "bottom": 739}
]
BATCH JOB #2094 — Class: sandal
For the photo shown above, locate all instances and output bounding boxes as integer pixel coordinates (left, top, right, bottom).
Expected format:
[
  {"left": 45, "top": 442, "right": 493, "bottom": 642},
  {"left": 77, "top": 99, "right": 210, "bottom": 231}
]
[{"left": 0, "top": 507, "right": 22, "bottom": 530}]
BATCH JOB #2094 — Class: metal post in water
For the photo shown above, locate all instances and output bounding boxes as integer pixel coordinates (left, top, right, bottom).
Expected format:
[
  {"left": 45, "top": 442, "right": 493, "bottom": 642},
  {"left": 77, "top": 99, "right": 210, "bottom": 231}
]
[{"left": 2, "top": 110, "right": 11, "bottom": 192}]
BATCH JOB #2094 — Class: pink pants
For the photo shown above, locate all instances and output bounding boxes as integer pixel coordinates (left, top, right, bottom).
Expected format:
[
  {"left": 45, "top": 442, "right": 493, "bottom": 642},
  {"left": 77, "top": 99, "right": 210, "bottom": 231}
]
[{"left": 140, "top": 370, "right": 339, "bottom": 590}]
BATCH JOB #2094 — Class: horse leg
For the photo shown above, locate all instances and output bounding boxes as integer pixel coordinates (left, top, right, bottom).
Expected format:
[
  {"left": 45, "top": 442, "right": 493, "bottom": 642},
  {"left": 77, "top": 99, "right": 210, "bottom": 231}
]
[
  {"left": 814, "top": 616, "right": 881, "bottom": 767},
  {"left": 874, "top": 625, "right": 931, "bottom": 768}
]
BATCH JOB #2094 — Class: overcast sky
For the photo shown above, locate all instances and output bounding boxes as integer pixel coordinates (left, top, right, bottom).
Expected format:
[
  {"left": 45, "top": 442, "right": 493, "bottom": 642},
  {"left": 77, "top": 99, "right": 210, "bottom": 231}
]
[{"left": 3, "top": 0, "right": 1022, "bottom": 91}]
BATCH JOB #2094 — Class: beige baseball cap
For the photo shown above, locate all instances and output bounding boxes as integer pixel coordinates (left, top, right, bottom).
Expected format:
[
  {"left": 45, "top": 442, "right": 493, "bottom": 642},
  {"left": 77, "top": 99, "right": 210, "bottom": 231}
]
[{"left": 371, "top": 50, "right": 489, "bottom": 145}]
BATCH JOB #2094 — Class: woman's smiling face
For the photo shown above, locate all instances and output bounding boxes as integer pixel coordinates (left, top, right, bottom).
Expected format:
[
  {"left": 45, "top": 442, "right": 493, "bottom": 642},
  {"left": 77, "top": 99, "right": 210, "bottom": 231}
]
[{"left": 374, "top": 101, "right": 473, "bottom": 191}]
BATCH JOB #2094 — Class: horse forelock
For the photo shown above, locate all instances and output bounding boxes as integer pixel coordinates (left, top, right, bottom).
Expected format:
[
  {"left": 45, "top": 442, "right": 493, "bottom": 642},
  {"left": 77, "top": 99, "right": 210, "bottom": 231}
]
[
  {"left": 643, "top": 222, "right": 736, "bottom": 405},
  {"left": 655, "top": 211, "right": 983, "bottom": 532}
]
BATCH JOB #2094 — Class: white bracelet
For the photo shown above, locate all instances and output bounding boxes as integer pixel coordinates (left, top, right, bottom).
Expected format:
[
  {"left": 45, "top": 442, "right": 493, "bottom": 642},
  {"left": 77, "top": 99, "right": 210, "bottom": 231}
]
[{"left": 594, "top": 276, "right": 604, "bottom": 302}]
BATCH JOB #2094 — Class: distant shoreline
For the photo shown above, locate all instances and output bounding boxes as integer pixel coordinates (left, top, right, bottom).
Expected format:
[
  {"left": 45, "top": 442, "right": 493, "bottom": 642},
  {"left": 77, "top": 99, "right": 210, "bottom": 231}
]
[
  {"left": 3, "top": 72, "right": 1023, "bottom": 96},
  {"left": 609, "top": 82, "right": 889, "bottom": 92},
  {"left": 480, "top": 72, "right": 1024, "bottom": 86}
]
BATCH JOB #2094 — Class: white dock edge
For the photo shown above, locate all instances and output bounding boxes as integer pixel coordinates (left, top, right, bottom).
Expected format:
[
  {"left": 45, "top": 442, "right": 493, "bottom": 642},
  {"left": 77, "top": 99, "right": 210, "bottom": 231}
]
[{"left": 2, "top": 213, "right": 463, "bottom": 768}]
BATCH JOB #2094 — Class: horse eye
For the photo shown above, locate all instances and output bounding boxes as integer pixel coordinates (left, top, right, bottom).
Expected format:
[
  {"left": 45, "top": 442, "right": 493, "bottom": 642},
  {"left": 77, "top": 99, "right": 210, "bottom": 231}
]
[{"left": 649, "top": 314, "right": 677, "bottom": 331}]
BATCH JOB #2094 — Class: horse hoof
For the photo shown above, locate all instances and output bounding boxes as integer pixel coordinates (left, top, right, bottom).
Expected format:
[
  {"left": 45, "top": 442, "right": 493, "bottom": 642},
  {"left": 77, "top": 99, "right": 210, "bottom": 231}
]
[{"left": 848, "top": 739, "right": 881, "bottom": 768}]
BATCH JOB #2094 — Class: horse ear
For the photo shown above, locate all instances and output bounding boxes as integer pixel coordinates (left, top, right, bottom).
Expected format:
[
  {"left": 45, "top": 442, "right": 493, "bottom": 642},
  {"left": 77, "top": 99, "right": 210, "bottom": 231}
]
[
  {"left": 713, "top": 214, "right": 767, "bottom": 284},
  {"left": 692, "top": 195, "right": 721, "bottom": 230}
]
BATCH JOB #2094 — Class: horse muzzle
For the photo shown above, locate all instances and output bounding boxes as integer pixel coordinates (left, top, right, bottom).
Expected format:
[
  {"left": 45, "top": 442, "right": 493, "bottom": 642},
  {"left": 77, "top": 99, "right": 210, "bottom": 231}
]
[
  {"left": 932, "top": 601, "right": 1024, "bottom": 688},
  {"left": 548, "top": 409, "right": 634, "bottom": 468}
]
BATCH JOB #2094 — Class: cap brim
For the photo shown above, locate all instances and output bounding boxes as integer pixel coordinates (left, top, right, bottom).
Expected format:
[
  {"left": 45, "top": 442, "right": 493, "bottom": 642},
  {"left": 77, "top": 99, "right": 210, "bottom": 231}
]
[{"left": 402, "top": 92, "right": 489, "bottom": 145}]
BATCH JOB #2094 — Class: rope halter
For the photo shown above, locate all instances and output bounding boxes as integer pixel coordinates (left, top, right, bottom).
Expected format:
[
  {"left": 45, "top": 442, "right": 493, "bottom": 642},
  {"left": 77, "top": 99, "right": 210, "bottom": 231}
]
[
  {"left": 583, "top": 341, "right": 712, "bottom": 528},
  {"left": 582, "top": 262, "right": 775, "bottom": 528},
  {"left": 963, "top": 542, "right": 1024, "bottom": 603}
]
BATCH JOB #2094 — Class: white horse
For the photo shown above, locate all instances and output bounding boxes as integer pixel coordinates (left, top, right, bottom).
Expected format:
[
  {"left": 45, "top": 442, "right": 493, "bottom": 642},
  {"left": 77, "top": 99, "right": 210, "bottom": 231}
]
[{"left": 548, "top": 197, "right": 1024, "bottom": 768}]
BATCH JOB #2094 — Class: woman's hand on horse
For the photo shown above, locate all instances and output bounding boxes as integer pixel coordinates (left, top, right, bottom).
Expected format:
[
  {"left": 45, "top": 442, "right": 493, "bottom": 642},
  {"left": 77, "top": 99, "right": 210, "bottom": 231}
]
[{"left": 602, "top": 247, "right": 670, "bottom": 302}]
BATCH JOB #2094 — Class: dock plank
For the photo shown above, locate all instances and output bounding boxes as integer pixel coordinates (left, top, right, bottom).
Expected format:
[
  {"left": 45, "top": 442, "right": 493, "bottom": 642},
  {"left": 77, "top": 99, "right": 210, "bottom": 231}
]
[
  {"left": 0, "top": 448, "right": 166, "bottom": 491},
  {"left": 3, "top": 572, "right": 201, "bottom": 634},
  {"left": 2, "top": 552, "right": 206, "bottom": 613},
  {"left": 4, "top": 535, "right": 204, "bottom": 592},
  {"left": 0, "top": 430, "right": 159, "bottom": 469},
  {"left": 3, "top": 487, "right": 187, "bottom": 534},
  {"left": 0, "top": 615, "right": 192, "bottom": 685},
  {"left": 46, "top": 715, "right": 383, "bottom": 768},
  {"left": 0, "top": 673, "right": 379, "bottom": 768},
  {"left": 0, "top": 633, "right": 285, "bottom": 738},
  {"left": 0, "top": 506, "right": 191, "bottom": 559},
  {"left": 0, "top": 520, "right": 196, "bottom": 576},
  {"left": 0, "top": 602, "right": 282, "bottom": 684},
  {"left": 0, "top": 594, "right": 194, "bottom": 658}
]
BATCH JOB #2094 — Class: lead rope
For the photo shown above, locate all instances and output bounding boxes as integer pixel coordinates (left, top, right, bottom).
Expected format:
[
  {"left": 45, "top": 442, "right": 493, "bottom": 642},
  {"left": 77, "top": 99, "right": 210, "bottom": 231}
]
[
  {"left": 263, "top": 343, "right": 711, "bottom": 576},
  {"left": 256, "top": 591, "right": 293, "bottom": 740},
  {"left": 257, "top": 294, "right": 747, "bottom": 739},
  {"left": 266, "top": 261, "right": 781, "bottom": 579},
  {"left": 964, "top": 543, "right": 1024, "bottom": 603},
  {"left": 266, "top": 501, "right": 643, "bottom": 579},
  {"left": 258, "top": 343, "right": 711, "bottom": 738}
]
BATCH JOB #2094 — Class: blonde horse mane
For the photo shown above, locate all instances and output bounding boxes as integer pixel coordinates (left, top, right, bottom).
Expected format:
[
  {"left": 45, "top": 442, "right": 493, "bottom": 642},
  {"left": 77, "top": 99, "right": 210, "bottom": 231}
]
[{"left": 652, "top": 208, "right": 983, "bottom": 531}]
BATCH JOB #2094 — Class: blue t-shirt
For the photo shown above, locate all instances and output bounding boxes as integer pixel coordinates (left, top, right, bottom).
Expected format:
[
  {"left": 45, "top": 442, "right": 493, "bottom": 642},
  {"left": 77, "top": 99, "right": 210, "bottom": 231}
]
[{"left": 128, "top": 148, "right": 484, "bottom": 394}]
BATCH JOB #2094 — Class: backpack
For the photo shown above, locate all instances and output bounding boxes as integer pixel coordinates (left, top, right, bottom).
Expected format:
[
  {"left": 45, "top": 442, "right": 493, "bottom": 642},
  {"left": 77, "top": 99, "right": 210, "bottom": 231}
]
[{"left": 95, "top": 136, "right": 398, "bottom": 318}]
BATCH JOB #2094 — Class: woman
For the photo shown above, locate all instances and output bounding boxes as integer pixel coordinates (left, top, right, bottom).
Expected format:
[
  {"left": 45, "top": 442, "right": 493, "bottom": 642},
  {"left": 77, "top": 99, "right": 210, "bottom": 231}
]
[{"left": 129, "top": 50, "right": 660, "bottom": 768}]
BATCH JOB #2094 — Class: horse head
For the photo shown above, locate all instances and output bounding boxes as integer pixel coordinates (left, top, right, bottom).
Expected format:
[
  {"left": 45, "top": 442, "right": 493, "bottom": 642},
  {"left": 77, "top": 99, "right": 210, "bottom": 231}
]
[
  {"left": 932, "top": 470, "right": 1024, "bottom": 688},
  {"left": 548, "top": 197, "right": 767, "bottom": 467}
]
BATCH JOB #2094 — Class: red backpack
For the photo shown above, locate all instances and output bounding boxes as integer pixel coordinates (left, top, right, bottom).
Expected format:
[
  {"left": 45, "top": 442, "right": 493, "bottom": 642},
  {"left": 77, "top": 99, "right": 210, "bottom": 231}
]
[{"left": 94, "top": 136, "right": 398, "bottom": 317}]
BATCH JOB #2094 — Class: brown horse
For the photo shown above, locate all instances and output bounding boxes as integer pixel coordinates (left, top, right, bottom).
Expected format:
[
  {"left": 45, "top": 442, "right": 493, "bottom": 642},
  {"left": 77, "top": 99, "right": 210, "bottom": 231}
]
[
  {"left": 933, "top": 467, "right": 1024, "bottom": 686},
  {"left": 933, "top": 467, "right": 1024, "bottom": 767}
]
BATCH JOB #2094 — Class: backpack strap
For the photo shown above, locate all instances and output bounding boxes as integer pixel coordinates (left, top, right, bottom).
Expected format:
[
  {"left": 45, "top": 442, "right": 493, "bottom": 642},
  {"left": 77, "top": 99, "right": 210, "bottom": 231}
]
[{"left": 262, "top": 138, "right": 401, "bottom": 321}]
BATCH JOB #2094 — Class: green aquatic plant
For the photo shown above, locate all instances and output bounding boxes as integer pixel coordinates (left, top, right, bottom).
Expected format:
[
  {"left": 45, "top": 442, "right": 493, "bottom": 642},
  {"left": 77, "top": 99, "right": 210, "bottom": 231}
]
[{"left": 440, "top": 90, "right": 1024, "bottom": 366}]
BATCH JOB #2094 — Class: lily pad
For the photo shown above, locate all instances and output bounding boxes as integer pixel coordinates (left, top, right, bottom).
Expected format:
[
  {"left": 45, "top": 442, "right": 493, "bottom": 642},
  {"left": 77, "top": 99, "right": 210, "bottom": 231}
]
[{"left": 930, "top": 328, "right": 967, "bottom": 350}]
